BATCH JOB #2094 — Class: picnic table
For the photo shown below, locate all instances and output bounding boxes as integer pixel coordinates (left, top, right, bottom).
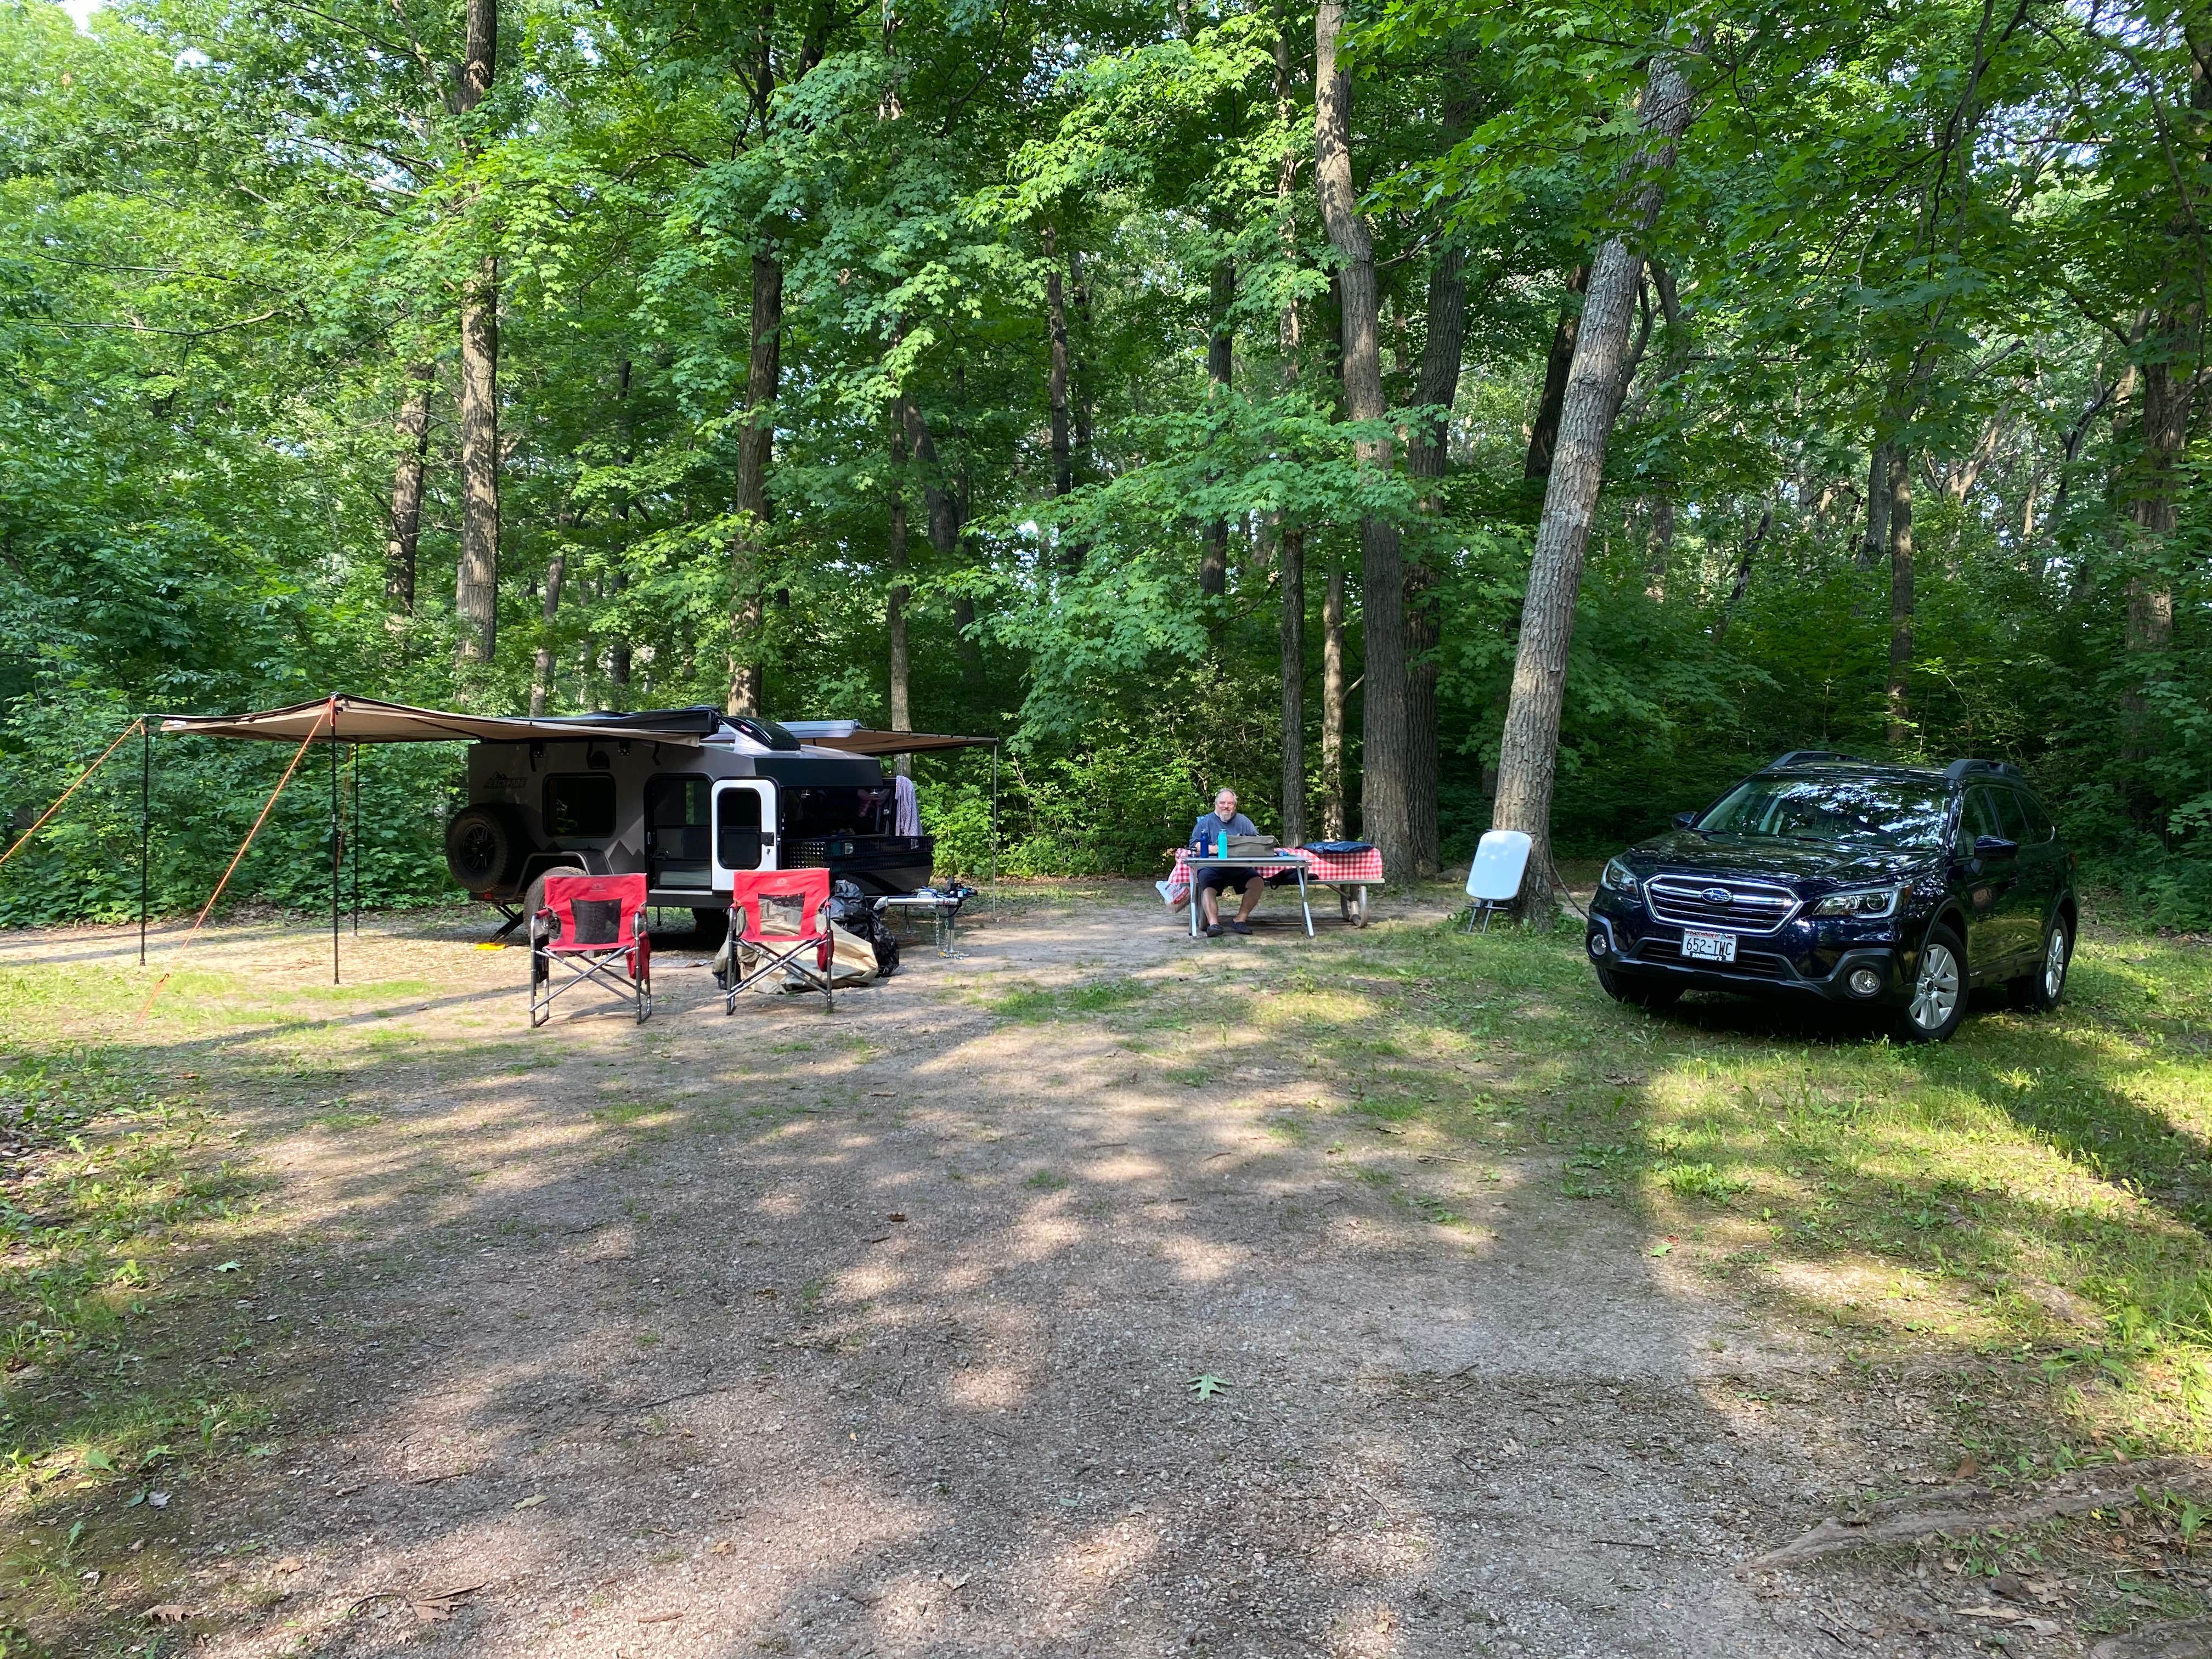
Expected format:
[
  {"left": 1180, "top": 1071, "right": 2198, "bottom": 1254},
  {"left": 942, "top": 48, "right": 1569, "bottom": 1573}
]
[{"left": 1166, "top": 844, "right": 1386, "bottom": 937}]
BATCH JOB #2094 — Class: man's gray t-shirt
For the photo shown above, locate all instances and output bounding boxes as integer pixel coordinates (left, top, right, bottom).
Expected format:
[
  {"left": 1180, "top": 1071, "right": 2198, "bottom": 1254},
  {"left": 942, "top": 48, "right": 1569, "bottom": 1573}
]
[{"left": 1190, "top": 810, "right": 1257, "bottom": 850}]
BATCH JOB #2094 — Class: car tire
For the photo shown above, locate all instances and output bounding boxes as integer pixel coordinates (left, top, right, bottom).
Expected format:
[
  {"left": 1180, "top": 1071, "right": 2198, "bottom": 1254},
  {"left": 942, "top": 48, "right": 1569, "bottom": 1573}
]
[
  {"left": 1595, "top": 966, "right": 1682, "bottom": 1009},
  {"left": 2011, "top": 915, "right": 2072, "bottom": 1013},
  {"left": 1893, "top": 925, "right": 1968, "bottom": 1043}
]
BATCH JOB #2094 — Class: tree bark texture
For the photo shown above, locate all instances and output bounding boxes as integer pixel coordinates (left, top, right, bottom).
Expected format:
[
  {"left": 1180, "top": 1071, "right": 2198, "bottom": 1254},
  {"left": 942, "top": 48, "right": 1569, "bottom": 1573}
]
[
  {"left": 1279, "top": 522, "right": 1306, "bottom": 847},
  {"left": 1492, "top": 58, "right": 1694, "bottom": 923},
  {"left": 1315, "top": 0, "right": 1411, "bottom": 872},
  {"left": 384, "top": 363, "right": 432, "bottom": 613},
  {"left": 529, "top": 550, "right": 565, "bottom": 716},
  {"left": 1711, "top": 504, "right": 1770, "bottom": 642},
  {"left": 1858, "top": 440, "right": 1892, "bottom": 570},
  {"left": 1522, "top": 264, "right": 1587, "bottom": 482},
  {"left": 2126, "top": 308, "right": 2197, "bottom": 654},
  {"left": 452, "top": 0, "right": 499, "bottom": 674},
  {"left": 1200, "top": 258, "right": 1235, "bottom": 598},
  {"left": 1886, "top": 449, "right": 1915, "bottom": 749},
  {"left": 728, "top": 252, "right": 783, "bottom": 717},
  {"left": 608, "top": 359, "right": 634, "bottom": 696},
  {"left": 454, "top": 257, "right": 500, "bottom": 670},
  {"left": 1046, "top": 228, "right": 1073, "bottom": 506},
  {"left": 1321, "top": 566, "right": 1346, "bottom": 839}
]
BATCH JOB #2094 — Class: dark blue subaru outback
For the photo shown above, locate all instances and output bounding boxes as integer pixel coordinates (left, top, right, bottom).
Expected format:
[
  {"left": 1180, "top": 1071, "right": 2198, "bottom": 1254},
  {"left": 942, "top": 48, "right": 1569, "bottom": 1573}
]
[{"left": 1585, "top": 752, "right": 2078, "bottom": 1042}]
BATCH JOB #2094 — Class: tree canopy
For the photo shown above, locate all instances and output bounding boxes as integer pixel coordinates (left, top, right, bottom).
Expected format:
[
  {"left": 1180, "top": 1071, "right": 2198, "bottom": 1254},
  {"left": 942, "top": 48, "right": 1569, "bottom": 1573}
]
[{"left": 2, "top": 0, "right": 2209, "bottom": 923}]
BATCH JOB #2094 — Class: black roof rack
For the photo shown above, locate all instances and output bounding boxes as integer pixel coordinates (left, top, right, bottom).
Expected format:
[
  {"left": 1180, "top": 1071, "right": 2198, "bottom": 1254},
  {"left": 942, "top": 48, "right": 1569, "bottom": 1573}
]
[
  {"left": 1943, "top": 758, "right": 2024, "bottom": 783},
  {"left": 1761, "top": 749, "right": 1865, "bottom": 771}
]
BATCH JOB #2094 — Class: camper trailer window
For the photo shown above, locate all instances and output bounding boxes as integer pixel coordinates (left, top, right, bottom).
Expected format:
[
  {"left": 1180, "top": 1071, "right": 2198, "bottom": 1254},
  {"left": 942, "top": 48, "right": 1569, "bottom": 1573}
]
[
  {"left": 544, "top": 774, "right": 618, "bottom": 839},
  {"left": 786, "top": 786, "right": 895, "bottom": 840}
]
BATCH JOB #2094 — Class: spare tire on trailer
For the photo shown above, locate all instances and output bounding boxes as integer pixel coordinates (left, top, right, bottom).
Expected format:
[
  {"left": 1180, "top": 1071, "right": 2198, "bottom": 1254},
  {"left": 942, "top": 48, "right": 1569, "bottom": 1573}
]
[{"left": 445, "top": 805, "right": 525, "bottom": 894}]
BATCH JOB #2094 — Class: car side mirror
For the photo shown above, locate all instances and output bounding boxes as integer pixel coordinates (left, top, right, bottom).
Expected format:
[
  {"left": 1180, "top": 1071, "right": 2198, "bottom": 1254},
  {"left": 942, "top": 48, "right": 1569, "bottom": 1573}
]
[
  {"left": 1973, "top": 834, "right": 2019, "bottom": 860},
  {"left": 1672, "top": 811, "right": 1698, "bottom": 830}
]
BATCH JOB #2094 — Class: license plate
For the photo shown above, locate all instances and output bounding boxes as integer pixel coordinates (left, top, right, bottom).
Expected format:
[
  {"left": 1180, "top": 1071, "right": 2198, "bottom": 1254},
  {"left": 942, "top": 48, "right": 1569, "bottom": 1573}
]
[{"left": 1682, "top": 929, "right": 1737, "bottom": 963}]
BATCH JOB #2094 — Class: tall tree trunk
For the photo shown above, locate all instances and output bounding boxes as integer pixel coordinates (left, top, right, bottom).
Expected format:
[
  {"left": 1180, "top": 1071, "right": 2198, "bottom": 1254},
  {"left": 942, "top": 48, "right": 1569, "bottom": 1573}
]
[
  {"left": 1321, "top": 566, "right": 1346, "bottom": 838},
  {"left": 1274, "top": 20, "right": 1307, "bottom": 847},
  {"left": 1200, "top": 257, "right": 1235, "bottom": 597},
  {"left": 1711, "top": 504, "right": 1770, "bottom": 642},
  {"left": 1492, "top": 57, "right": 1694, "bottom": 923},
  {"left": 901, "top": 396, "right": 984, "bottom": 684},
  {"left": 1886, "top": 450, "right": 1915, "bottom": 749},
  {"left": 1316, "top": 0, "right": 1410, "bottom": 872},
  {"left": 1644, "top": 493, "right": 1673, "bottom": 599},
  {"left": 385, "top": 363, "right": 432, "bottom": 613},
  {"left": 1046, "top": 228, "right": 1073, "bottom": 509},
  {"left": 1857, "top": 440, "right": 1893, "bottom": 569},
  {"left": 452, "top": 0, "right": 499, "bottom": 674},
  {"left": 2128, "top": 311, "right": 2196, "bottom": 652},
  {"left": 1522, "top": 264, "right": 1588, "bottom": 481},
  {"left": 529, "top": 551, "right": 565, "bottom": 716},
  {"left": 609, "top": 359, "right": 635, "bottom": 697},
  {"left": 455, "top": 263, "right": 500, "bottom": 670},
  {"left": 888, "top": 416, "right": 912, "bottom": 777},
  {"left": 729, "top": 253, "right": 782, "bottom": 716},
  {"left": 1402, "top": 76, "right": 1476, "bottom": 880},
  {"left": 1279, "top": 524, "right": 1307, "bottom": 846}
]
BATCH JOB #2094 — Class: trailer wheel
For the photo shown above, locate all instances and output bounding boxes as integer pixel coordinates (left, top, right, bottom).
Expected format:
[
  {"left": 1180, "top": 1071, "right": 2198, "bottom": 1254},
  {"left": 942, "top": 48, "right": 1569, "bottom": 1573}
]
[{"left": 446, "top": 805, "right": 525, "bottom": 891}]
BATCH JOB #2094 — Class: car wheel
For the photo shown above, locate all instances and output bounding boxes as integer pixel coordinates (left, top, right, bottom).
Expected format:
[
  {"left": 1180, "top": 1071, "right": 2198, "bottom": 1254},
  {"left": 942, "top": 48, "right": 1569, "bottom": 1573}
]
[
  {"left": 445, "top": 805, "right": 523, "bottom": 892},
  {"left": 1595, "top": 966, "right": 1681, "bottom": 1009},
  {"left": 1893, "top": 926, "right": 1968, "bottom": 1043},
  {"left": 2012, "top": 915, "right": 2072, "bottom": 1013}
]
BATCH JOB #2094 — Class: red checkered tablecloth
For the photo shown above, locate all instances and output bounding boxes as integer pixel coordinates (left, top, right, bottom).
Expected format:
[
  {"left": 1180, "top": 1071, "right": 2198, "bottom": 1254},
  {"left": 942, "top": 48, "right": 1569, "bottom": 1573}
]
[{"left": 1164, "top": 845, "right": 1384, "bottom": 903}]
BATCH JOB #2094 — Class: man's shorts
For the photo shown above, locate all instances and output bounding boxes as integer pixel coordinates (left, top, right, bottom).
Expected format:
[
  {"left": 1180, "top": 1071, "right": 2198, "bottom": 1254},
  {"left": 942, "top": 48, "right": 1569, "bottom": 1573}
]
[{"left": 1197, "top": 867, "right": 1256, "bottom": 897}]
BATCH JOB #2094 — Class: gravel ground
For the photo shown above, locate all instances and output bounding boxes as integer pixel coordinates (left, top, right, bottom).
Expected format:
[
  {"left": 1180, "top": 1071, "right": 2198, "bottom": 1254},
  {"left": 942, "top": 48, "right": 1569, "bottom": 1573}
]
[{"left": 2, "top": 884, "right": 2177, "bottom": 1656}]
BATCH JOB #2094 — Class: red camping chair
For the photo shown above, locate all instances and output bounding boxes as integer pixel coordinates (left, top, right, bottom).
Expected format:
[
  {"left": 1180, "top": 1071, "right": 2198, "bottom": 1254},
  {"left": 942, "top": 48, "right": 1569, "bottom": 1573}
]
[
  {"left": 723, "top": 868, "right": 836, "bottom": 1014},
  {"left": 531, "top": 873, "right": 652, "bottom": 1026}
]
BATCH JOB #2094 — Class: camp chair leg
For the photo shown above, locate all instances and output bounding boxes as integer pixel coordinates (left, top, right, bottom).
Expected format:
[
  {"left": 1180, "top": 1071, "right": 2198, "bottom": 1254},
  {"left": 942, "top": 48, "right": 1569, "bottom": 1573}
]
[{"left": 529, "top": 944, "right": 551, "bottom": 1027}]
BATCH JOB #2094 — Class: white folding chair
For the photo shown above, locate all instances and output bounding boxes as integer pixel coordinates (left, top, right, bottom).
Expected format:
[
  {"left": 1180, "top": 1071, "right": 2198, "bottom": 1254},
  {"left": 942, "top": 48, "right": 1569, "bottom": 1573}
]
[{"left": 1465, "top": 830, "right": 1533, "bottom": 932}]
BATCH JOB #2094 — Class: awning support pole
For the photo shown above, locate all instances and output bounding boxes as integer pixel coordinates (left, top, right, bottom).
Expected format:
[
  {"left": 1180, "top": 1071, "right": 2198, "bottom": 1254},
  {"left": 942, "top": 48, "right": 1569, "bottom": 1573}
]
[
  {"left": 139, "top": 721, "right": 151, "bottom": 967},
  {"left": 329, "top": 735, "right": 340, "bottom": 985},
  {"left": 990, "top": 743, "right": 999, "bottom": 887},
  {"left": 351, "top": 744, "right": 360, "bottom": 935}
]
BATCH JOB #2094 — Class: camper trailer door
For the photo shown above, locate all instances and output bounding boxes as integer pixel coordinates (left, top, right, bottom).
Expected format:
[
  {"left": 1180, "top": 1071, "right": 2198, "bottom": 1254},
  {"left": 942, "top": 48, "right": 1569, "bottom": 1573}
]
[{"left": 710, "top": 779, "right": 778, "bottom": 890}]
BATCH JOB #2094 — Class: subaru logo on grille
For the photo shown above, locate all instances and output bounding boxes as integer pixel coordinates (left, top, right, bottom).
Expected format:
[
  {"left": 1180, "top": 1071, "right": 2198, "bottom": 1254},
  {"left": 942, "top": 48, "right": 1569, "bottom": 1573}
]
[{"left": 1702, "top": 887, "right": 1733, "bottom": 906}]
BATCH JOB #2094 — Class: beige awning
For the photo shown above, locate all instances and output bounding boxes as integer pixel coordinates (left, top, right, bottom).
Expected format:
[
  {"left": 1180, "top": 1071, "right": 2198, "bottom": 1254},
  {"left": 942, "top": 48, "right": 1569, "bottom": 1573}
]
[
  {"left": 157, "top": 696, "right": 704, "bottom": 746},
  {"left": 801, "top": 729, "right": 998, "bottom": 757}
]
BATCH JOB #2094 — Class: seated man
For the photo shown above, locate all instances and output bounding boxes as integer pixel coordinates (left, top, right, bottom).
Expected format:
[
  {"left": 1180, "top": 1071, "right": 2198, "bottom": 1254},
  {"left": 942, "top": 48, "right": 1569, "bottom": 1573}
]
[{"left": 1189, "top": 787, "right": 1265, "bottom": 938}]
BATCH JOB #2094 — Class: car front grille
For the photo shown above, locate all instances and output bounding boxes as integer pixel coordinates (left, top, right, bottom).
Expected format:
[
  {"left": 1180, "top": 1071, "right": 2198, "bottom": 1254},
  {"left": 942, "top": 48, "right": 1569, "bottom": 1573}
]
[
  {"left": 1642, "top": 875, "right": 1800, "bottom": 934},
  {"left": 1633, "top": 938, "right": 1794, "bottom": 979}
]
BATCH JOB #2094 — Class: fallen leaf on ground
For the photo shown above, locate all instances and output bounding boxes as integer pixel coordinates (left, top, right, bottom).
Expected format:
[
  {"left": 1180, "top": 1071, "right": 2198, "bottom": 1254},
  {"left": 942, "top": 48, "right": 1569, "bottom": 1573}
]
[
  {"left": 1955, "top": 1453, "right": 1980, "bottom": 1479},
  {"left": 276, "top": 1556, "right": 304, "bottom": 1574},
  {"left": 1649, "top": 1243, "right": 1672, "bottom": 1257},
  {"left": 513, "top": 1494, "right": 546, "bottom": 1510},
  {"left": 887, "top": 1212, "right": 907, "bottom": 1222},
  {"left": 144, "top": 1604, "right": 190, "bottom": 1623},
  {"left": 1187, "top": 1374, "right": 1228, "bottom": 1400},
  {"left": 940, "top": 1572, "right": 970, "bottom": 1590},
  {"left": 709, "top": 1541, "right": 732, "bottom": 1556},
  {"left": 639, "top": 1610, "right": 681, "bottom": 1624}
]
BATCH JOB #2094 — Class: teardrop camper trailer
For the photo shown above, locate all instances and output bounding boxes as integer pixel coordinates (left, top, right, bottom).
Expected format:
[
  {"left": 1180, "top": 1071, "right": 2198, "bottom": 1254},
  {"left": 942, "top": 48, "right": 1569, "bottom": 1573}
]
[{"left": 441, "top": 708, "right": 991, "bottom": 929}]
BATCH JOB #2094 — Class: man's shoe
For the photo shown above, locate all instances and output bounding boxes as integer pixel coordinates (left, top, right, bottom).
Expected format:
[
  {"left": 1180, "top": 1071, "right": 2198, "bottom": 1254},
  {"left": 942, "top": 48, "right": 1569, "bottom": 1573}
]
[
  {"left": 1227, "top": 919, "right": 1253, "bottom": 935},
  {"left": 1205, "top": 923, "right": 1223, "bottom": 938}
]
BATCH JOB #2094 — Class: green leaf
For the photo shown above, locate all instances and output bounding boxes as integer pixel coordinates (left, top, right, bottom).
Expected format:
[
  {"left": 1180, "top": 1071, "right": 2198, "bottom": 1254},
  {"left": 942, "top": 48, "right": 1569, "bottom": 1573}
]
[{"left": 1187, "top": 1373, "right": 1229, "bottom": 1400}]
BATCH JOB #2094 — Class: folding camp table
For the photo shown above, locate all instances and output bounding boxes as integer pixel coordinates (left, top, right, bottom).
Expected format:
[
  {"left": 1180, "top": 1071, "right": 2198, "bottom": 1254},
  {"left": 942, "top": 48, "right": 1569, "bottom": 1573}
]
[{"left": 881, "top": 892, "right": 966, "bottom": 957}]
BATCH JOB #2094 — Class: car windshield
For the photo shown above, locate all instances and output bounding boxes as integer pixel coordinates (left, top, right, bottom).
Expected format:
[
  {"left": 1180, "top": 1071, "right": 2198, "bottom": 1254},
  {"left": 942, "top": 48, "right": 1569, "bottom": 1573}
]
[{"left": 1694, "top": 775, "right": 1951, "bottom": 850}]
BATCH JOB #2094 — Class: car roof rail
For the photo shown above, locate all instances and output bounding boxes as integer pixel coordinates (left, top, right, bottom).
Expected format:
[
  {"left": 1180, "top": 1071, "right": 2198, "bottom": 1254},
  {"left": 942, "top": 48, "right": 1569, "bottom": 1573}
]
[
  {"left": 1944, "top": 757, "right": 2025, "bottom": 783},
  {"left": 1762, "top": 749, "right": 1863, "bottom": 770}
]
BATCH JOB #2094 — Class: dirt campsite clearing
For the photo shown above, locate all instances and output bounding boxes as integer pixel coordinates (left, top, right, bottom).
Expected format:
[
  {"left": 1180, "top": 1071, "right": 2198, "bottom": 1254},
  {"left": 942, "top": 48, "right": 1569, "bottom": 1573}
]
[{"left": 5, "top": 882, "right": 2212, "bottom": 1657}]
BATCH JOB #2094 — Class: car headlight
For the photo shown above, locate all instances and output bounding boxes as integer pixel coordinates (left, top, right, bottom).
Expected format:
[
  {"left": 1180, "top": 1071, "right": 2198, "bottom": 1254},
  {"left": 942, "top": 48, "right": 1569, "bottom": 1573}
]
[
  {"left": 1601, "top": 857, "right": 1639, "bottom": 895},
  {"left": 1811, "top": 886, "right": 1899, "bottom": 918}
]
